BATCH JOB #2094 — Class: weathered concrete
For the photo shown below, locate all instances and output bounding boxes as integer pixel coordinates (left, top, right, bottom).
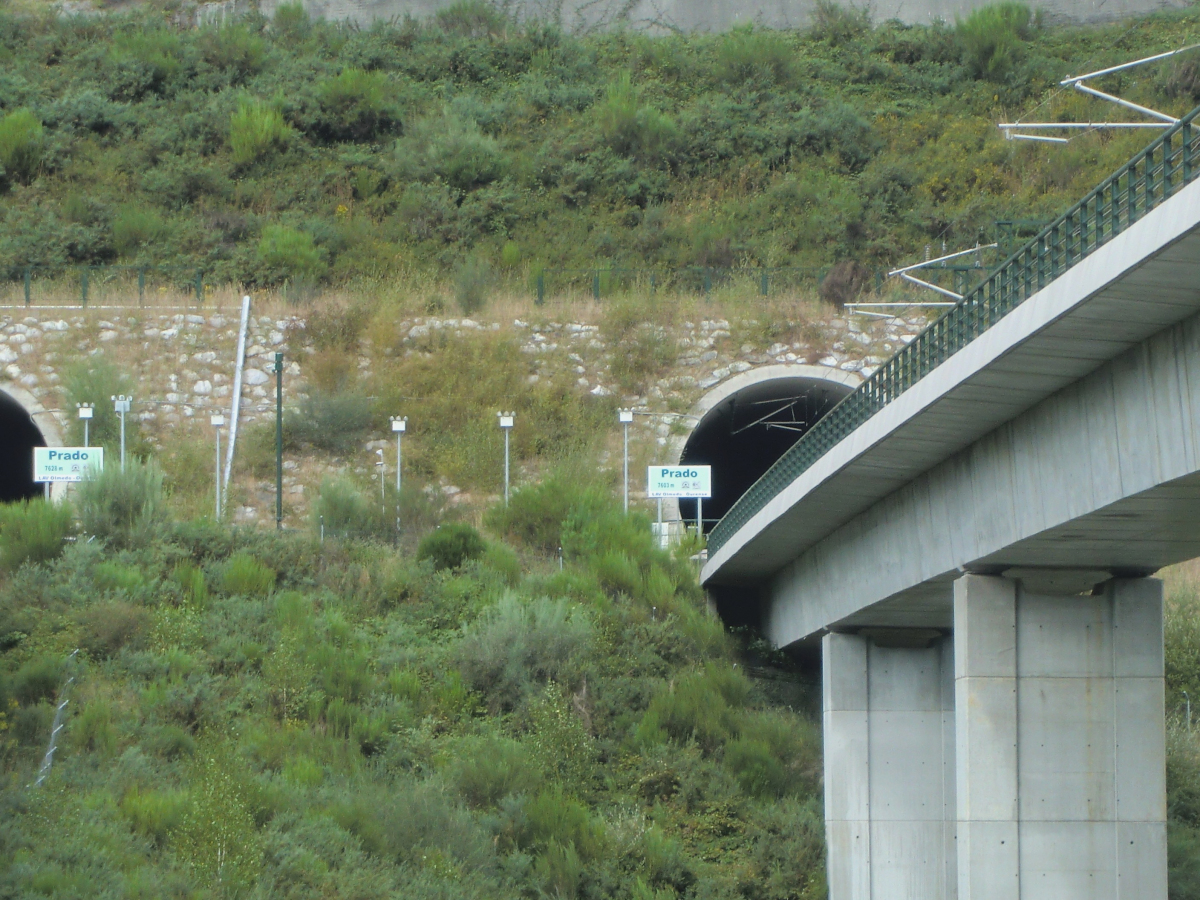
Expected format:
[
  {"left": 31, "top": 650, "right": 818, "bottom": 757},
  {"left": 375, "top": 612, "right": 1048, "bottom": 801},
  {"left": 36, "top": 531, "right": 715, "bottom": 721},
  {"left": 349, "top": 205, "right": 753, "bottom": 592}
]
[
  {"left": 825, "top": 575, "right": 1166, "bottom": 900},
  {"left": 954, "top": 574, "right": 1165, "bottom": 900},
  {"left": 186, "top": 0, "right": 1190, "bottom": 32},
  {"left": 824, "top": 629, "right": 956, "bottom": 900}
]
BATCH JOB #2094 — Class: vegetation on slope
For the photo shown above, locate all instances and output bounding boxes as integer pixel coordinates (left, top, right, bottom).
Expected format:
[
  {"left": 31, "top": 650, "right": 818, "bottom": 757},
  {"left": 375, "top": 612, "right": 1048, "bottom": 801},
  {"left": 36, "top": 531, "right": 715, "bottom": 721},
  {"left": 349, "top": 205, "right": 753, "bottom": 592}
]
[
  {"left": 0, "top": 468, "right": 827, "bottom": 899},
  {"left": 2, "top": 1, "right": 1200, "bottom": 292}
]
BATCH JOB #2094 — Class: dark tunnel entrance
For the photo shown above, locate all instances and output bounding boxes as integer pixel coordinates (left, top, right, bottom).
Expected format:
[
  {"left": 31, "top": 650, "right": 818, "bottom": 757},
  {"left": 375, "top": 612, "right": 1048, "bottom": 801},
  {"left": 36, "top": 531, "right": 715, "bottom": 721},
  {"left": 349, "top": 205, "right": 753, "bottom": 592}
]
[
  {"left": 680, "top": 372, "right": 855, "bottom": 631},
  {"left": 0, "top": 389, "right": 47, "bottom": 503}
]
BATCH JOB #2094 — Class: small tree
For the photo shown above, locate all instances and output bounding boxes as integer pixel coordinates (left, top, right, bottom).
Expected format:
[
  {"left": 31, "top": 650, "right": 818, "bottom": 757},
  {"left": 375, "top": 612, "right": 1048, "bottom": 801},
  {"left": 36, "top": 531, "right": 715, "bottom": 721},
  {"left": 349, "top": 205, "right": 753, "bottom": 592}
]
[
  {"left": 77, "top": 461, "right": 169, "bottom": 550},
  {"left": 0, "top": 108, "right": 44, "bottom": 186}
]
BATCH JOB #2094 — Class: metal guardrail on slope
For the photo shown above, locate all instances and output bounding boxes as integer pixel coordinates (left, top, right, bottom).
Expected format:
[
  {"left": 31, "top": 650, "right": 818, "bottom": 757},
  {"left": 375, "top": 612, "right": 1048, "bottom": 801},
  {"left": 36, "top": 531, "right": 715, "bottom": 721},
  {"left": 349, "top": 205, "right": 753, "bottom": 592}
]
[{"left": 708, "top": 103, "right": 1200, "bottom": 558}]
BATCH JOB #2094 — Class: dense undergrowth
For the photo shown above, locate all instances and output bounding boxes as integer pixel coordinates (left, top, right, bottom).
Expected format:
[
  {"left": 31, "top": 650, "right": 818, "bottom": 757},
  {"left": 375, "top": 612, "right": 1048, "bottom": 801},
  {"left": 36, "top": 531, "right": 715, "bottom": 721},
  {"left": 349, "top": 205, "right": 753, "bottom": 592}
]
[
  {"left": 0, "top": 468, "right": 827, "bottom": 899},
  {"left": 2, "top": 1, "right": 1200, "bottom": 292}
]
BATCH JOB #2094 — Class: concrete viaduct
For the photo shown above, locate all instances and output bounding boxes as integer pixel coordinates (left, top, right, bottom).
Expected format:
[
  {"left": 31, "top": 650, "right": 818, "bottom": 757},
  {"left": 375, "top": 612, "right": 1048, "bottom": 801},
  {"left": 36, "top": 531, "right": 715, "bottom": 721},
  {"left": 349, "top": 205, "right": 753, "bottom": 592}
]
[{"left": 701, "top": 109, "right": 1200, "bottom": 897}]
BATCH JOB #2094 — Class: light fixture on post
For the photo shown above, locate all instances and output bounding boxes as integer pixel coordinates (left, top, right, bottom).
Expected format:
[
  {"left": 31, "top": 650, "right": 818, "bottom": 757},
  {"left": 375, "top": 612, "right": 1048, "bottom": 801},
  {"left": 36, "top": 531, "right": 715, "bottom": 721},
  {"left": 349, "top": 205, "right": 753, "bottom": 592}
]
[
  {"left": 497, "top": 412, "right": 515, "bottom": 505},
  {"left": 619, "top": 409, "right": 634, "bottom": 513},
  {"left": 76, "top": 403, "right": 94, "bottom": 447},
  {"left": 111, "top": 395, "right": 132, "bottom": 470},
  {"left": 211, "top": 413, "right": 225, "bottom": 520},
  {"left": 390, "top": 416, "right": 407, "bottom": 535}
]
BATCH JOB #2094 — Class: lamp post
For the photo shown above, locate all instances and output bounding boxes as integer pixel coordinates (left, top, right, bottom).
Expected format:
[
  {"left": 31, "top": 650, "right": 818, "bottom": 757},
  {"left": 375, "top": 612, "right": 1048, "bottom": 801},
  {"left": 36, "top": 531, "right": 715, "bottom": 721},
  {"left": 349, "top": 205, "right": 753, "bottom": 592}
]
[
  {"left": 376, "top": 448, "right": 385, "bottom": 516},
  {"left": 619, "top": 409, "right": 634, "bottom": 513},
  {"left": 76, "top": 403, "right": 94, "bottom": 447},
  {"left": 111, "top": 395, "right": 131, "bottom": 469},
  {"left": 211, "top": 414, "right": 225, "bottom": 520},
  {"left": 390, "top": 416, "right": 406, "bottom": 534},
  {"left": 497, "top": 412, "right": 515, "bottom": 505}
]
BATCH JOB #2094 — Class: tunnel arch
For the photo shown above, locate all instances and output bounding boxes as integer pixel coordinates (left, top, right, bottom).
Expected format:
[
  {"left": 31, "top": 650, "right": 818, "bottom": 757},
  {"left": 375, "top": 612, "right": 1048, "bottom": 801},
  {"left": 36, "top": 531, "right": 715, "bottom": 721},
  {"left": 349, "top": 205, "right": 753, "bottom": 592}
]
[
  {"left": 669, "top": 365, "right": 862, "bottom": 630},
  {"left": 0, "top": 384, "right": 64, "bottom": 504}
]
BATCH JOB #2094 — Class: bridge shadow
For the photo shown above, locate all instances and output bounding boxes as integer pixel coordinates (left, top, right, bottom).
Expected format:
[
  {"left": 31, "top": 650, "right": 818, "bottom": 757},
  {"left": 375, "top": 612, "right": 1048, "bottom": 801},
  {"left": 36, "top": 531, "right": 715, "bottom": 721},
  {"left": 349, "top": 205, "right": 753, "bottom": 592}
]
[{"left": 0, "top": 388, "right": 47, "bottom": 503}]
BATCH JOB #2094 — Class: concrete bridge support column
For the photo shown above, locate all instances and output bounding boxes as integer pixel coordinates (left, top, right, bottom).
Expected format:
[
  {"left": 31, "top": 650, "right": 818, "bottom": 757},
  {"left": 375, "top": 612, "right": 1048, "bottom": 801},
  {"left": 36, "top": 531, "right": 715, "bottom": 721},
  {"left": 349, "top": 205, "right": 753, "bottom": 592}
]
[
  {"left": 954, "top": 574, "right": 1166, "bottom": 900},
  {"left": 823, "top": 630, "right": 956, "bottom": 900}
]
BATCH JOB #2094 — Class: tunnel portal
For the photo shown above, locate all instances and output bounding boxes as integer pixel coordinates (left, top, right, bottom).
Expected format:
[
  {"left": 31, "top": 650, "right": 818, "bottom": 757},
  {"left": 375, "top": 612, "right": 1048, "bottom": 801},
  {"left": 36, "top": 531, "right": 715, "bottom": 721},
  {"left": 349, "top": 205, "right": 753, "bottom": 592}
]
[
  {"left": 679, "top": 372, "right": 855, "bottom": 632},
  {"left": 0, "top": 389, "right": 47, "bottom": 503},
  {"left": 678, "top": 374, "right": 854, "bottom": 531}
]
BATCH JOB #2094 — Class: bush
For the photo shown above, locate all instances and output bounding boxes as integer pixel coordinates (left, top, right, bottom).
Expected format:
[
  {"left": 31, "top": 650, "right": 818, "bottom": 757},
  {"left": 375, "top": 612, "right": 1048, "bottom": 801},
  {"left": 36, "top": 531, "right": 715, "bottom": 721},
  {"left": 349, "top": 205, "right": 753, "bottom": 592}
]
[
  {"left": 0, "top": 107, "right": 44, "bottom": 185},
  {"left": 310, "top": 476, "right": 392, "bottom": 541},
  {"left": 77, "top": 461, "right": 169, "bottom": 550},
  {"left": 435, "top": 0, "right": 511, "bottom": 37},
  {"left": 448, "top": 733, "right": 542, "bottom": 807},
  {"left": 0, "top": 500, "right": 73, "bottom": 571},
  {"left": 78, "top": 600, "right": 149, "bottom": 658},
  {"left": 957, "top": 2, "right": 1033, "bottom": 81},
  {"left": 454, "top": 592, "right": 591, "bottom": 709},
  {"left": 636, "top": 664, "right": 751, "bottom": 752},
  {"left": 284, "top": 389, "right": 373, "bottom": 454},
  {"left": 200, "top": 25, "right": 266, "bottom": 82},
  {"left": 453, "top": 255, "right": 492, "bottom": 315},
  {"left": 809, "top": 0, "right": 872, "bottom": 44},
  {"left": 315, "top": 68, "right": 398, "bottom": 142},
  {"left": 484, "top": 476, "right": 608, "bottom": 554},
  {"left": 418, "top": 522, "right": 486, "bottom": 571},
  {"left": 716, "top": 26, "right": 795, "bottom": 85},
  {"left": 112, "top": 206, "right": 169, "bottom": 257},
  {"left": 255, "top": 223, "right": 327, "bottom": 284},
  {"left": 393, "top": 110, "right": 505, "bottom": 192},
  {"left": 597, "top": 73, "right": 678, "bottom": 163},
  {"left": 230, "top": 97, "right": 293, "bottom": 167},
  {"left": 222, "top": 552, "right": 277, "bottom": 596}
]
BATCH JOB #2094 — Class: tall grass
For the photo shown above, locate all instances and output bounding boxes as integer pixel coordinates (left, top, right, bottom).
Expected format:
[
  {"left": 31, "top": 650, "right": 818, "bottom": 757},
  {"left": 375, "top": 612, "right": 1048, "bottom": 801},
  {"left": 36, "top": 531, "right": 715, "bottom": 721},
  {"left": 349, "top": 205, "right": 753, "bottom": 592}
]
[{"left": 0, "top": 499, "right": 73, "bottom": 571}]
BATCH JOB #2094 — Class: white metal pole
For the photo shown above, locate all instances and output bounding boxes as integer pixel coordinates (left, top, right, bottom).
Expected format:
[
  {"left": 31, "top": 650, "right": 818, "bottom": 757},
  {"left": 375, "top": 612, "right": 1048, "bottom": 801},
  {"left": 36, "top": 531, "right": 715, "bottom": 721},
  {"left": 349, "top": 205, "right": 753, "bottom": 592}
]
[
  {"left": 619, "top": 409, "right": 634, "bottom": 513},
  {"left": 119, "top": 409, "right": 125, "bottom": 470},
  {"left": 83, "top": 419, "right": 89, "bottom": 447},
  {"left": 215, "top": 427, "right": 221, "bottom": 520},
  {"left": 504, "top": 429, "right": 510, "bottom": 505},
  {"left": 697, "top": 497, "right": 703, "bottom": 537},
  {"left": 657, "top": 497, "right": 663, "bottom": 547}
]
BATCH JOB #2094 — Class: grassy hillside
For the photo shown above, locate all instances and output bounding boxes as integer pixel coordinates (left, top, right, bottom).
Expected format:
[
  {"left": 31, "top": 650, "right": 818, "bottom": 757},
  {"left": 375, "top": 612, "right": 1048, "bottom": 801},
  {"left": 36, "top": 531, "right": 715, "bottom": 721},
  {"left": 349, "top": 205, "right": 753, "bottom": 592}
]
[
  {"left": 0, "top": 468, "right": 830, "bottom": 899},
  {"left": 2, "top": 1, "right": 1200, "bottom": 297}
]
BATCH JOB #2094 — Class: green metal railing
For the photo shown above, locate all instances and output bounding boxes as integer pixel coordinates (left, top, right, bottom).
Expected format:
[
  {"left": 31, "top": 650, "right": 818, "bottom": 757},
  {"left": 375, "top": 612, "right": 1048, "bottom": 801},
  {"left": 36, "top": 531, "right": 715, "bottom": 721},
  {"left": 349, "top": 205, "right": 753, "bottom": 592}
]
[{"left": 708, "top": 104, "right": 1200, "bottom": 557}]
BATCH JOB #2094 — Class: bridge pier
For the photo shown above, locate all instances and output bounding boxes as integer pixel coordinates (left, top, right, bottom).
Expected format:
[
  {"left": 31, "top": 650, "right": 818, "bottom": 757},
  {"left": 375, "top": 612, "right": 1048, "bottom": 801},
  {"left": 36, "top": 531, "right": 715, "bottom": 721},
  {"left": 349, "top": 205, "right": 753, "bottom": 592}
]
[{"left": 823, "top": 574, "right": 1166, "bottom": 900}]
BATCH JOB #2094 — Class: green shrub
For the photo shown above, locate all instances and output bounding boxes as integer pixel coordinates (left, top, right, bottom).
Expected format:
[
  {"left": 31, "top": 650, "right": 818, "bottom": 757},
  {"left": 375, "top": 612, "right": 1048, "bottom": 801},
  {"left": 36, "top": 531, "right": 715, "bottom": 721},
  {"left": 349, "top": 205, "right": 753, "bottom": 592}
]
[
  {"left": 435, "top": 0, "right": 511, "bottom": 37},
  {"left": 200, "top": 25, "right": 266, "bottom": 81},
  {"left": 725, "top": 737, "right": 788, "bottom": 798},
  {"left": 284, "top": 390, "right": 372, "bottom": 454},
  {"left": 636, "top": 664, "right": 751, "bottom": 752},
  {"left": 171, "top": 561, "right": 210, "bottom": 608},
  {"left": 112, "top": 30, "right": 182, "bottom": 92},
  {"left": 448, "top": 733, "right": 542, "bottom": 807},
  {"left": 230, "top": 97, "right": 293, "bottom": 167},
  {"left": 78, "top": 600, "right": 150, "bottom": 658},
  {"left": 454, "top": 592, "right": 591, "bottom": 709},
  {"left": 518, "top": 786, "right": 606, "bottom": 859},
  {"left": 596, "top": 73, "right": 678, "bottom": 163},
  {"left": 112, "top": 206, "right": 169, "bottom": 257},
  {"left": 0, "top": 107, "right": 43, "bottom": 185},
  {"left": 393, "top": 110, "right": 505, "bottom": 192},
  {"left": 310, "top": 476, "right": 391, "bottom": 540},
  {"left": 305, "top": 302, "right": 371, "bottom": 351},
  {"left": 12, "top": 654, "right": 62, "bottom": 705},
  {"left": 121, "top": 787, "right": 187, "bottom": 846},
  {"left": 255, "top": 223, "right": 327, "bottom": 285},
  {"left": 315, "top": 67, "right": 398, "bottom": 142},
  {"left": 92, "top": 561, "right": 146, "bottom": 594},
  {"left": 418, "top": 522, "right": 486, "bottom": 571},
  {"left": 77, "top": 461, "right": 169, "bottom": 550},
  {"left": 222, "top": 552, "right": 277, "bottom": 596},
  {"left": 453, "top": 255, "right": 492, "bottom": 315},
  {"left": 485, "top": 475, "right": 608, "bottom": 554},
  {"left": 809, "top": 0, "right": 872, "bottom": 44},
  {"left": 0, "top": 500, "right": 73, "bottom": 571},
  {"left": 957, "top": 2, "right": 1033, "bottom": 81},
  {"left": 716, "top": 26, "right": 795, "bottom": 85}
]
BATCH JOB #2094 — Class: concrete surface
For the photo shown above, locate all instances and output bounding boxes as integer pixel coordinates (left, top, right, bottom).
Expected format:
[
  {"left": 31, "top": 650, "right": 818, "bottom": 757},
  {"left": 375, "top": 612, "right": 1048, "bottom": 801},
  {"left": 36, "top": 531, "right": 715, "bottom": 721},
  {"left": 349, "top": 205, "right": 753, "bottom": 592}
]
[{"left": 186, "top": 0, "right": 1192, "bottom": 31}]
